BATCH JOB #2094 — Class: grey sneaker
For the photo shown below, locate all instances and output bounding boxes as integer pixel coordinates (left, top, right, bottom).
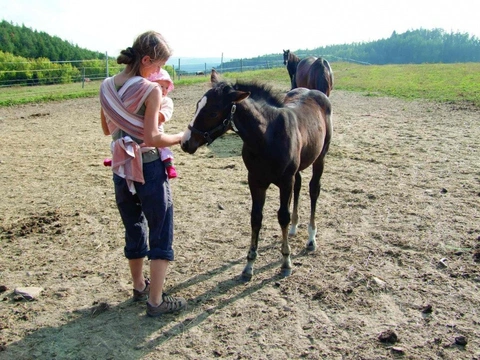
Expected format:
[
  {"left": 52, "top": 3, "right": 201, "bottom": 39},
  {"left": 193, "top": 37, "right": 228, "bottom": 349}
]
[
  {"left": 132, "top": 279, "right": 150, "bottom": 302},
  {"left": 146, "top": 293, "right": 187, "bottom": 317}
]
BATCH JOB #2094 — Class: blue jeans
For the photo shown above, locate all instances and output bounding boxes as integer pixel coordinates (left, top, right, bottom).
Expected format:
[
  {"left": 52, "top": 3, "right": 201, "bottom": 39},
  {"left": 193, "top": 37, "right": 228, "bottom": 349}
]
[{"left": 113, "top": 159, "right": 174, "bottom": 261}]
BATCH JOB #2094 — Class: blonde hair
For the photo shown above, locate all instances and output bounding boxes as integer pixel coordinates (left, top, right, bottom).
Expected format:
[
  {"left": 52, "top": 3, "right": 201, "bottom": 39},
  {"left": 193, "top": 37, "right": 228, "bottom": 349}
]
[{"left": 117, "top": 31, "right": 173, "bottom": 76}]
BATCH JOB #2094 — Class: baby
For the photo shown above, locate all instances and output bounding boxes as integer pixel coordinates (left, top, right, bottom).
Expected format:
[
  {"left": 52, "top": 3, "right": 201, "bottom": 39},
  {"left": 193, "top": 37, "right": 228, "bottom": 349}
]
[{"left": 147, "top": 69, "right": 177, "bottom": 179}]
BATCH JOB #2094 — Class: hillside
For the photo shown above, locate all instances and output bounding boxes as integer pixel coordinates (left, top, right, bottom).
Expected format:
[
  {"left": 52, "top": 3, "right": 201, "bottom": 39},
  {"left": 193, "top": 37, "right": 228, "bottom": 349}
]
[
  {"left": 1, "top": 21, "right": 480, "bottom": 66},
  {"left": 222, "top": 29, "right": 480, "bottom": 70},
  {"left": 0, "top": 20, "right": 106, "bottom": 61}
]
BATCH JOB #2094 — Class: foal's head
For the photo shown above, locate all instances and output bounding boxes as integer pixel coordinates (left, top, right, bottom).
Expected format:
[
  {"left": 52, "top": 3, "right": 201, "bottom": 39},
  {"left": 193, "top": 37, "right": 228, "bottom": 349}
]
[
  {"left": 180, "top": 70, "right": 249, "bottom": 154},
  {"left": 180, "top": 70, "right": 283, "bottom": 154}
]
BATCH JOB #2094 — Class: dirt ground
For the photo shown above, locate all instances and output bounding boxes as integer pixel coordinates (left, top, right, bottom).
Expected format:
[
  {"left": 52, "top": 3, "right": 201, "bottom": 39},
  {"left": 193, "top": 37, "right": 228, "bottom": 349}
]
[{"left": 0, "top": 79, "right": 479, "bottom": 360}]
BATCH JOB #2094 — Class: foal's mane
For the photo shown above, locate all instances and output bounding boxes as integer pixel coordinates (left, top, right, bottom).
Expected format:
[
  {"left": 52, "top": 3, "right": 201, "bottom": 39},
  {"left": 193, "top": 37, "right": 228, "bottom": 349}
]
[{"left": 233, "top": 80, "right": 284, "bottom": 107}]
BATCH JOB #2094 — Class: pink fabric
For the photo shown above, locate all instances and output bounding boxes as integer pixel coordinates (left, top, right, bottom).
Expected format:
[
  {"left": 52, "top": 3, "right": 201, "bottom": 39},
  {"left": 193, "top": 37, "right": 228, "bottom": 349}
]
[
  {"left": 148, "top": 69, "right": 174, "bottom": 92},
  {"left": 112, "top": 136, "right": 144, "bottom": 188},
  {"left": 100, "top": 76, "right": 159, "bottom": 192}
]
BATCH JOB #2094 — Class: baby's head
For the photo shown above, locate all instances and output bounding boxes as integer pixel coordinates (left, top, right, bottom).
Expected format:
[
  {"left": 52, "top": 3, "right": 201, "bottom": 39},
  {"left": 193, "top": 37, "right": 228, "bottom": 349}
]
[{"left": 148, "top": 68, "right": 174, "bottom": 96}]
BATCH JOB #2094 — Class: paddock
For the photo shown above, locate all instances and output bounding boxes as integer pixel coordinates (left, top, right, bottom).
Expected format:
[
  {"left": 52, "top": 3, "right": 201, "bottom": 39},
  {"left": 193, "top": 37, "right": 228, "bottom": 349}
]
[{"left": 0, "top": 81, "right": 478, "bottom": 359}]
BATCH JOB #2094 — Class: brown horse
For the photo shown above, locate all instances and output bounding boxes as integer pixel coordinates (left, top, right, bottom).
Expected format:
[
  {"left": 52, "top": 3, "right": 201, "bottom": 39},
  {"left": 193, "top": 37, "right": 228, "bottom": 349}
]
[
  {"left": 294, "top": 56, "right": 334, "bottom": 96},
  {"left": 181, "top": 69, "right": 332, "bottom": 281},
  {"left": 283, "top": 49, "right": 301, "bottom": 89}
]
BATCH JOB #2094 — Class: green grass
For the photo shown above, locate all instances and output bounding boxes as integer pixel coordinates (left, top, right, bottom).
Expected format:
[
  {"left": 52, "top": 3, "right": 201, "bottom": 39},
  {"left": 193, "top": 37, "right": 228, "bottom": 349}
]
[
  {"left": 332, "top": 62, "right": 480, "bottom": 106},
  {"left": 0, "top": 82, "right": 101, "bottom": 106},
  {"left": 1, "top": 62, "right": 479, "bottom": 107}
]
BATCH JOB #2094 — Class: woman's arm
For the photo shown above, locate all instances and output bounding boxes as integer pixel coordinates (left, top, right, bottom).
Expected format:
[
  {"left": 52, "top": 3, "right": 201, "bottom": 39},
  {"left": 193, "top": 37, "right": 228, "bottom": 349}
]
[
  {"left": 100, "top": 109, "right": 110, "bottom": 135},
  {"left": 143, "top": 87, "right": 183, "bottom": 147}
]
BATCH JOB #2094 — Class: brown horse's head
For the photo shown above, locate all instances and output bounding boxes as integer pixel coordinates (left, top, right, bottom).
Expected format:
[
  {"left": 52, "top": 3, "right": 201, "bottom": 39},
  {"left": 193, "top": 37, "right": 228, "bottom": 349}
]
[{"left": 283, "top": 49, "right": 290, "bottom": 65}]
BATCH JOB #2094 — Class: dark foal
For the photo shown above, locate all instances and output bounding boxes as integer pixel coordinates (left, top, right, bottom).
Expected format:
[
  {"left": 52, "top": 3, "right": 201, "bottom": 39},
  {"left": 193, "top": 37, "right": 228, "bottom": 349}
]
[{"left": 181, "top": 69, "right": 332, "bottom": 280}]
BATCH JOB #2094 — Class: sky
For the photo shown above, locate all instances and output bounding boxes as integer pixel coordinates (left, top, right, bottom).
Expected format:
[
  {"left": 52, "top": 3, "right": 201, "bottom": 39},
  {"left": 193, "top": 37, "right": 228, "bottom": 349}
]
[{"left": 2, "top": 0, "right": 480, "bottom": 60}]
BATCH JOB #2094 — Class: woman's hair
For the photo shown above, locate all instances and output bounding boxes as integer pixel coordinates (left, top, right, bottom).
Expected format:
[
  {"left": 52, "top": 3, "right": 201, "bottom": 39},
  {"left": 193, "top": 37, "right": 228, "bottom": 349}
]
[{"left": 117, "top": 31, "right": 173, "bottom": 76}]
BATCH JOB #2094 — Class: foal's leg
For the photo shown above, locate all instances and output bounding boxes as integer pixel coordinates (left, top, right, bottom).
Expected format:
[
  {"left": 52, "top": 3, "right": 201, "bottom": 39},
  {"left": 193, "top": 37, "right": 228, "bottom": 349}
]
[
  {"left": 289, "top": 172, "right": 302, "bottom": 236},
  {"left": 307, "top": 157, "right": 325, "bottom": 251},
  {"left": 241, "top": 182, "right": 267, "bottom": 281},
  {"left": 278, "top": 178, "right": 295, "bottom": 277}
]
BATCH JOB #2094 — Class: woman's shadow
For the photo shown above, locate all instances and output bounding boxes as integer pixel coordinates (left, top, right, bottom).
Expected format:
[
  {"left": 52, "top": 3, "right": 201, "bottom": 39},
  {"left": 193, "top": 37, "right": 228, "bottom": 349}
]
[{"left": 2, "top": 245, "right": 309, "bottom": 359}]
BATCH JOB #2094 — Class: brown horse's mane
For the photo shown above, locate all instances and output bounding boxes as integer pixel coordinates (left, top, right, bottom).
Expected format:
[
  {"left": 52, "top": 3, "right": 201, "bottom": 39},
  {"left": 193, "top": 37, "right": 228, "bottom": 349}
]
[{"left": 288, "top": 51, "right": 300, "bottom": 63}]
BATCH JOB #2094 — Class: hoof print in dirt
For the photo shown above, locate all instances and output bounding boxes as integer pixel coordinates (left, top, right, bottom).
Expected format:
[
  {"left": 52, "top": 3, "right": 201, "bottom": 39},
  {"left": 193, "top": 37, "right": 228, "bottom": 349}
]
[
  {"left": 91, "top": 302, "right": 110, "bottom": 317},
  {"left": 390, "top": 347, "right": 405, "bottom": 355},
  {"left": 421, "top": 304, "right": 433, "bottom": 314},
  {"left": 454, "top": 335, "right": 468, "bottom": 346},
  {"left": 378, "top": 329, "right": 398, "bottom": 344}
]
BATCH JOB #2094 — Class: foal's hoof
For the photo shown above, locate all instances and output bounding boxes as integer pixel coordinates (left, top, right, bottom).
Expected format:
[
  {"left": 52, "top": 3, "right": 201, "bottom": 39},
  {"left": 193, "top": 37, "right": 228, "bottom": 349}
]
[
  {"left": 306, "top": 241, "right": 317, "bottom": 251},
  {"left": 280, "top": 268, "right": 292, "bottom": 277},
  {"left": 240, "top": 271, "right": 252, "bottom": 282}
]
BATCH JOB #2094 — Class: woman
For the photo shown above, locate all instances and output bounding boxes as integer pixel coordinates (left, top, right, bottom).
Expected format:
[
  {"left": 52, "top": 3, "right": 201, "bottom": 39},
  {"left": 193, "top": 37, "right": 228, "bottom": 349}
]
[{"left": 99, "top": 30, "right": 186, "bottom": 317}]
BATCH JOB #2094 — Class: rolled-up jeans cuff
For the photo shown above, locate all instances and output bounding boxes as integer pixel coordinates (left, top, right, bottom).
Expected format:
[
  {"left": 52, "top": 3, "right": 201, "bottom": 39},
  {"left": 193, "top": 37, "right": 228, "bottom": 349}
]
[
  {"left": 148, "top": 248, "right": 174, "bottom": 261},
  {"left": 124, "top": 247, "right": 148, "bottom": 260}
]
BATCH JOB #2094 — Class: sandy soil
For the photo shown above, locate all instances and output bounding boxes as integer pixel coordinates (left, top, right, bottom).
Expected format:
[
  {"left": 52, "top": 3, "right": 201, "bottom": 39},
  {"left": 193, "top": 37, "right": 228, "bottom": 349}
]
[{"left": 0, "top": 80, "right": 479, "bottom": 360}]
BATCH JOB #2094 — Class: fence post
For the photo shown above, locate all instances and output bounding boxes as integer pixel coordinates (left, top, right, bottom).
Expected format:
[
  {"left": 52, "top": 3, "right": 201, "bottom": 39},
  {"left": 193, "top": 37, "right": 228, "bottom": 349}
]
[
  {"left": 177, "top": 59, "right": 181, "bottom": 80},
  {"left": 82, "top": 67, "right": 85, "bottom": 88}
]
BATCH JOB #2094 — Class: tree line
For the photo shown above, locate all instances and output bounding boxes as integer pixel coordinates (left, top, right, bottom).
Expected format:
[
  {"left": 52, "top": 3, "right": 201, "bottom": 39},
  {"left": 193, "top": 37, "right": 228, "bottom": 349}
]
[
  {"left": 0, "top": 20, "right": 106, "bottom": 61},
  {"left": 317, "top": 28, "right": 480, "bottom": 64},
  {"left": 1, "top": 20, "right": 479, "bottom": 87},
  {"left": 222, "top": 28, "right": 480, "bottom": 69},
  {"left": 0, "top": 20, "right": 118, "bottom": 86}
]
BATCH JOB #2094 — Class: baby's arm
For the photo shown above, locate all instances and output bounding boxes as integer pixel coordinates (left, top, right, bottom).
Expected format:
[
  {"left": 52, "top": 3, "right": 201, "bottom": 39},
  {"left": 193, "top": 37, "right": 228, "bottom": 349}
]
[{"left": 159, "top": 96, "right": 174, "bottom": 124}]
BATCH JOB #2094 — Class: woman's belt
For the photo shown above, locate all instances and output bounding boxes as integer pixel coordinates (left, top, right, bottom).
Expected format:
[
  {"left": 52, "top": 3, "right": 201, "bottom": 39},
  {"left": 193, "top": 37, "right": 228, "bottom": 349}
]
[{"left": 142, "top": 148, "right": 160, "bottom": 163}]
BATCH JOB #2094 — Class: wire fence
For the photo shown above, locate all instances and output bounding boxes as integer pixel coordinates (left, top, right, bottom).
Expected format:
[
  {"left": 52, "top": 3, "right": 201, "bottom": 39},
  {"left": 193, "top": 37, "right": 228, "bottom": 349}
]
[
  {"left": 0, "top": 53, "right": 360, "bottom": 104},
  {"left": 0, "top": 57, "right": 288, "bottom": 87},
  {"left": 0, "top": 57, "right": 287, "bottom": 103}
]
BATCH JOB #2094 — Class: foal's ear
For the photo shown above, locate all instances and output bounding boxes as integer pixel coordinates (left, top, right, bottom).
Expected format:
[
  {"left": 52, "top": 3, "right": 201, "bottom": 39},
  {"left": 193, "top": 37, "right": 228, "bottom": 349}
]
[
  {"left": 231, "top": 90, "right": 250, "bottom": 103},
  {"left": 211, "top": 69, "right": 220, "bottom": 84}
]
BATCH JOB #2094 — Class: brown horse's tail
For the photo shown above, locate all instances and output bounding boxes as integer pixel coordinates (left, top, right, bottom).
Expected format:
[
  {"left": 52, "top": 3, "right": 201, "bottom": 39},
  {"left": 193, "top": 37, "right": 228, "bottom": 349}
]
[
  {"left": 323, "top": 58, "right": 334, "bottom": 90},
  {"left": 310, "top": 58, "right": 333, "bottom": 97}
]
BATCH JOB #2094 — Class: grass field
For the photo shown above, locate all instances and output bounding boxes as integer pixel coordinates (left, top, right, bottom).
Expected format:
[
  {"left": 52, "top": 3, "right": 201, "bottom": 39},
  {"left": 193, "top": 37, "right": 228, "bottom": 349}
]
[{"left": 1, "top": 62, "right": 479, "bottom": 107}]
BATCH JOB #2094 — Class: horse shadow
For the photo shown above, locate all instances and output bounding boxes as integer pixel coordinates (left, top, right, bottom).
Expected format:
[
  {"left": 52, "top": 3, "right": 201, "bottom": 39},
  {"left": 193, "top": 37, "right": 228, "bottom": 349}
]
[
  {"left": 206, "top": 132, "right": 242, "bottom": 158},
  {"left": 2, "top": 245, "right": 312, "bottom": 359}
]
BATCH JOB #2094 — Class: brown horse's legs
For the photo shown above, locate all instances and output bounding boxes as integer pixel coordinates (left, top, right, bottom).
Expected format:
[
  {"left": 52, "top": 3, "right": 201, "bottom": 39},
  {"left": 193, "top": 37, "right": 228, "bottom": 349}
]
[
  {"left": 242, "top": 183, "right": 267, "bottom": 281},
  {"left": 307, "top": 157, "right": 325, "bottom": 250},
  {"left": 291, "top": 74, "right": 297, "bottom": 90},
  {"left": 278, "top": 179, "right": 294, "bottom": 277},
  {"left": 289, "top": 172, "right": 302, "bottom": 236}
]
